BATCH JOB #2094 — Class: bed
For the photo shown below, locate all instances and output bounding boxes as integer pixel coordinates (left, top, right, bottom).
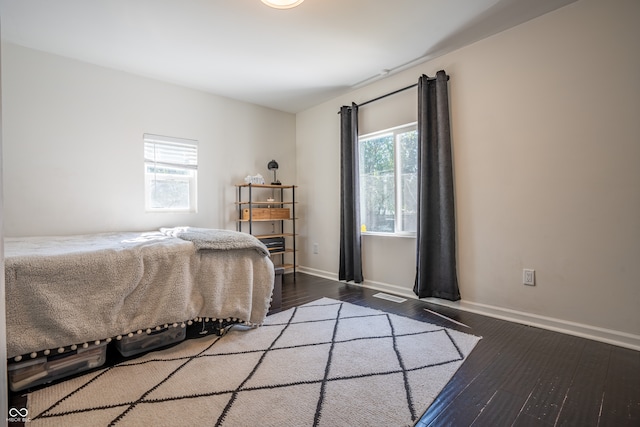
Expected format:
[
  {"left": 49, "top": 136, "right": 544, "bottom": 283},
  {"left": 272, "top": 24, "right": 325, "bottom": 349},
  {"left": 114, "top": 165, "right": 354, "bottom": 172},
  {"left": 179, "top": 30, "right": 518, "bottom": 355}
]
[{"left": 4, "top": 227, "right": 275, "bottom": 362}]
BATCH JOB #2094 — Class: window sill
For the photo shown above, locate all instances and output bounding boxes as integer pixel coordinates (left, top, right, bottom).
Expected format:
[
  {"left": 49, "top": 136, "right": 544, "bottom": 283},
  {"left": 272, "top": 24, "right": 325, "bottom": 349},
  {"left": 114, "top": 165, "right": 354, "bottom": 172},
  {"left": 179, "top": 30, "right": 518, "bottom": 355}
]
[
  {"left": 145, "top": 209, "right": 197, "bottom": 214},
  {"left": 362, "top": 232, "right": 416, "bottom": 239}
]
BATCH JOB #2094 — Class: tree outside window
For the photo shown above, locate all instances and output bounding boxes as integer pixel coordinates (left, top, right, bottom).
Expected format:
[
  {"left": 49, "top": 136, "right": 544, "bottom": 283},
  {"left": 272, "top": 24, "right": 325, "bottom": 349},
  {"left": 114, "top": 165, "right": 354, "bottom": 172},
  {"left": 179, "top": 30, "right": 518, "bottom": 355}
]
[{"left": 359, "top": 123, "right": 417, "bottom": 235}]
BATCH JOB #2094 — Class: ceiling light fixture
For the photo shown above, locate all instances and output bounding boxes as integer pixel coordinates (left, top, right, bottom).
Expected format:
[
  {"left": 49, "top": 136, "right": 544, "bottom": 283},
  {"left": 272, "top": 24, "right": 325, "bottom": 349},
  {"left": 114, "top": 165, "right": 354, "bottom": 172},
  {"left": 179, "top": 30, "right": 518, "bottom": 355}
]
[{"left": 261, "top": 0, "right": 305, "bottom": 9}]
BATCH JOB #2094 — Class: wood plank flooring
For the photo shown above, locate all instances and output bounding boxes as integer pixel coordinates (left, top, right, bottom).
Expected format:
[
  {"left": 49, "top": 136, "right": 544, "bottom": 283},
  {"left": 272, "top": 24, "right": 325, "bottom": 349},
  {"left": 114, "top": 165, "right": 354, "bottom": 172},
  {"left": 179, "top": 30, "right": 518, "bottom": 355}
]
[
  {"left": 8, "top": 272, "right": 639, "bottom": 426},
  {"left": 276, "top": 273, "right": 640, "bottom": 427}
]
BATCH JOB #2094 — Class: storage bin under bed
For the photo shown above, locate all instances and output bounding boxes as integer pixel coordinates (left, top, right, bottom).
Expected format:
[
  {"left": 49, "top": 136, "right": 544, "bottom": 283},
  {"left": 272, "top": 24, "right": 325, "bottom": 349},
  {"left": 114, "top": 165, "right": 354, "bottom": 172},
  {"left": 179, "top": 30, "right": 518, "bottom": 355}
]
[
  {"left": 115, "top": 326, "right": 186, "bottom": 357},
  {"left": 8, "top": 342, "right": 107, "bottom": 392}
]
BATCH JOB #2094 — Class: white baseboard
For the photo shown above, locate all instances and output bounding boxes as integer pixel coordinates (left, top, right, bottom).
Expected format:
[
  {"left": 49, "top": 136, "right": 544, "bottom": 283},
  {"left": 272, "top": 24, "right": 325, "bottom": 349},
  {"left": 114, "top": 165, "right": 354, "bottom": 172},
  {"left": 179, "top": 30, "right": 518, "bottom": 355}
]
[
  {"left": 297, "top": 266, "right": 338, "bottom": 281},
  {"left": 298, "top": 266, "right": 640, "bottom": 351}
]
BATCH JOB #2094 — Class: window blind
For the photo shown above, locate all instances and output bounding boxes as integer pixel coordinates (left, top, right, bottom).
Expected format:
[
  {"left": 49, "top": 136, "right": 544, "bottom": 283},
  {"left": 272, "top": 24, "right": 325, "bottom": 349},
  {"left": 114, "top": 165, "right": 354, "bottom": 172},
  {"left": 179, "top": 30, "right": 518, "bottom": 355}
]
[{"left": 143, "top": 134, "right": 198, "bottom": 170}]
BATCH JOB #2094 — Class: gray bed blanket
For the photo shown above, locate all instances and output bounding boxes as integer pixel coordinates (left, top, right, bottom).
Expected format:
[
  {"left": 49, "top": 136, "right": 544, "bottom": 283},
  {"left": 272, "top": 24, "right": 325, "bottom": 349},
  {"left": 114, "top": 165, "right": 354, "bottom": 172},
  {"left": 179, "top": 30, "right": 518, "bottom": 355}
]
[
  {"left": 4, "top": 230, "right": 275, "bottom": 359},
  {"left": 160, "top": 227, "right": 269, "bottom": 256}
]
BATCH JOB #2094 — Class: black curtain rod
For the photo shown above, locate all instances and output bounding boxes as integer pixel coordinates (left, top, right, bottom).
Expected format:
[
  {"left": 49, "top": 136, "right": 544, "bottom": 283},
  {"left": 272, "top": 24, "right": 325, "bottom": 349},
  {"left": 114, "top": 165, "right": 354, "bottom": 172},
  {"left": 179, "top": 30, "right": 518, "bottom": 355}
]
[
  {"left": 338, "top": 74, "right": 449, "bottom": 113},
  {"left": 358, "top": 82, "right": 417, "bottom": 107}
]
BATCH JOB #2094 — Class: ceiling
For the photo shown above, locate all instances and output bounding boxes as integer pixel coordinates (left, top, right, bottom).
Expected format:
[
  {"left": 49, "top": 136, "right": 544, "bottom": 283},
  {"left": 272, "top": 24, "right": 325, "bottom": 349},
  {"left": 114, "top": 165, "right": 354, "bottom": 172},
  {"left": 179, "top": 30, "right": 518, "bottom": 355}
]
[{"left": 0, "top": 0, "right": 577, "bottom": 113}]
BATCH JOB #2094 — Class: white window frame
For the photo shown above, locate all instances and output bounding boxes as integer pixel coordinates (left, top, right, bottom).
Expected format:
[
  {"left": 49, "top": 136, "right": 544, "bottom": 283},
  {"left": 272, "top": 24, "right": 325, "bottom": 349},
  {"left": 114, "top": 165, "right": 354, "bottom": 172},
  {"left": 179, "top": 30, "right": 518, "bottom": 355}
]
[
  {"left": 359, "top": 122, "right": 417, "bottom": 237},
  {"left": 144, "top": 133, "right": 198, "bottom": 213}
]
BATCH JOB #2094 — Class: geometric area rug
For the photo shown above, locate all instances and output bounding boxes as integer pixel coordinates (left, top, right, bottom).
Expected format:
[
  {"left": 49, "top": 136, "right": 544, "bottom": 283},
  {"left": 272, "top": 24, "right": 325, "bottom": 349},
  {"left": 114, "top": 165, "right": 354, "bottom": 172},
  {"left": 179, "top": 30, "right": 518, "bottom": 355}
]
[{"left": 26, "top": 298, "right": 481, "bottom": 427}]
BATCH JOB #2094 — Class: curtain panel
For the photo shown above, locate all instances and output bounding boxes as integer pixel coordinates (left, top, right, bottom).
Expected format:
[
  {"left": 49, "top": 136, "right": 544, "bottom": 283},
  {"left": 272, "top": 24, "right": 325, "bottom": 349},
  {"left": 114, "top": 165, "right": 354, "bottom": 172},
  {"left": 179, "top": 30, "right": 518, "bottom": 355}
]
[
  {"left": 413, "top": 71, "right": 460, "bottom": 300},
  {"left": 339, "top": 104, "right": 363, "bottom": 283}
]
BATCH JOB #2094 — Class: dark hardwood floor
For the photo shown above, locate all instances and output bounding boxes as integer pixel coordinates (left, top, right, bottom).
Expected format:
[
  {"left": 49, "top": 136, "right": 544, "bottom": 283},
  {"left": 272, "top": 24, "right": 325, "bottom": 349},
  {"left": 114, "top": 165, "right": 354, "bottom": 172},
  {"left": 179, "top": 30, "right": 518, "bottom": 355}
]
[
  {"left": 8, "top": 272, "right": 639, "bottom": 426},
  {"left": 276, "top": 273, "right": 640, "bottom": 427}
]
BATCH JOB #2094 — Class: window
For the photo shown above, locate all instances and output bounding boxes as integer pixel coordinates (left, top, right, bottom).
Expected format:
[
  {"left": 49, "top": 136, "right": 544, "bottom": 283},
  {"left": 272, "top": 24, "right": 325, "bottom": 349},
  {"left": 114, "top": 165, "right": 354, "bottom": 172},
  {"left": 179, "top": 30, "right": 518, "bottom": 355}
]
[
  {"left": 359, "top": 123, "right": 417, "bottom": 235},
  {"left": 143, "top": 134, "right": 198, "bottom": 212}
]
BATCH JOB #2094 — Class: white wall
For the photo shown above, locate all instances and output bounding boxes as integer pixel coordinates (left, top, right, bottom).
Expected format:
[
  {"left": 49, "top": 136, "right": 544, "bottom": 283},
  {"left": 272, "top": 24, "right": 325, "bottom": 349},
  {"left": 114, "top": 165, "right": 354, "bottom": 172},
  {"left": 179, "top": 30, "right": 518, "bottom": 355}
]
[
  {"left": 1, "top": 43, "right": 296, "bottom": 236},
  {"left": 296, "top": 0, "right": 640, "bottom": 347}
]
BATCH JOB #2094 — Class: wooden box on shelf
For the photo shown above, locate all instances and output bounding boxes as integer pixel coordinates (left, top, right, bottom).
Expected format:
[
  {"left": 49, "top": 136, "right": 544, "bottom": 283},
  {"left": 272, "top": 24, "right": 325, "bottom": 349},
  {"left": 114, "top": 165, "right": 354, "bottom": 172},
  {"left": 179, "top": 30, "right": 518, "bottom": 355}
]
[
  {"left": 242, "top": 208, "right": 269, "bottom": 220},
  {"left": 242, "top": 208, "right": 290, "bottom": 221},
  {"left": 269, "top": 208, "right": 291, "bottom": 219}
]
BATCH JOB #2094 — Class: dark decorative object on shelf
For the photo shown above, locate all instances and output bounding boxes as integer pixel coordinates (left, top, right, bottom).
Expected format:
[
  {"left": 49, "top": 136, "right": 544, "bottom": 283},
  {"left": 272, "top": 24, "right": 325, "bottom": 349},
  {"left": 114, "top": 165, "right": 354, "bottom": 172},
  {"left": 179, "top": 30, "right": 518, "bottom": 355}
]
[{"left": 268, "top": 159, "right": 281, "bottom": 185}]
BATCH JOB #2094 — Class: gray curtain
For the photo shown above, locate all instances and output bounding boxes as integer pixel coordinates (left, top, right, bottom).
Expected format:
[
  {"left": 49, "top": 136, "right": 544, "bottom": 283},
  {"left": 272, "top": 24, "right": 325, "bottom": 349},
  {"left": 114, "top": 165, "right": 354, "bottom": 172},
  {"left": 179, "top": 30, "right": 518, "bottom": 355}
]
[
  {"left": 413, "top": 71, "right": 460, "bottom": 300},
  {"left": 339, "top": 103, "right": 363, "bottom": 283}
]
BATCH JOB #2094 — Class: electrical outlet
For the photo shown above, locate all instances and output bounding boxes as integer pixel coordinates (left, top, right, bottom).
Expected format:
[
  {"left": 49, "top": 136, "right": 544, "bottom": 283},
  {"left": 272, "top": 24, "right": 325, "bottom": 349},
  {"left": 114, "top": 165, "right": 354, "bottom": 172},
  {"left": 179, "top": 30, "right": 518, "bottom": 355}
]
[
  {"left": 523, "top": 269, "right": 535, "bottom": 286},
  {"left": 313, "top": 243, "right": 319, "bottom": 254}
]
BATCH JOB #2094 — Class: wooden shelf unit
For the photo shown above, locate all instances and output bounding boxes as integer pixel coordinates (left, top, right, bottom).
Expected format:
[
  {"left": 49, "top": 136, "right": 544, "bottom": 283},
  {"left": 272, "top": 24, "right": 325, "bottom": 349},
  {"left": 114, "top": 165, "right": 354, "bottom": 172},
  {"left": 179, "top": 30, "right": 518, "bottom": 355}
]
[{"left": 235, "top": 183, "right": 297, "bottom": 275}]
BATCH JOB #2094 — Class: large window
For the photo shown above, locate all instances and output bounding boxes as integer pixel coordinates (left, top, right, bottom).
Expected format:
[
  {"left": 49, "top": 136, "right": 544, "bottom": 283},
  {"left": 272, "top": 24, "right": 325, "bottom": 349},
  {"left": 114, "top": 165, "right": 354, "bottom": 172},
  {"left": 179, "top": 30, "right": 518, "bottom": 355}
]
[
  {"left": 359, "top": 123, "right": 417, "bottom": 235},
  {"left": 144, "top": 134, "right": 198, "bottom": 212}
]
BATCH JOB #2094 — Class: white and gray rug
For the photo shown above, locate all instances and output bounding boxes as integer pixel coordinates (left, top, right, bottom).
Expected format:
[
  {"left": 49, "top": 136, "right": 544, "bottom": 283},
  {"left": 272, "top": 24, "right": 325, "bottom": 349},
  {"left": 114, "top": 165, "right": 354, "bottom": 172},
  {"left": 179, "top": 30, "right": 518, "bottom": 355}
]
[{"left": 27, "top": 298, "right": 480, "bottom": 426}]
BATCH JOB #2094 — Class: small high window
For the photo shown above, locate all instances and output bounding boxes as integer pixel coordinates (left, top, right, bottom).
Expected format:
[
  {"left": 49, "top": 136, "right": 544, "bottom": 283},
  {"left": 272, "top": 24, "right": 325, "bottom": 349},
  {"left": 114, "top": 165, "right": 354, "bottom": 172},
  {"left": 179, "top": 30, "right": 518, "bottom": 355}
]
[
  {"left": 359, "top": 123, "right": 417, "bottom": 235},
  {"left": 143, "top": 134, "right": 198, "bottom": 212}
]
